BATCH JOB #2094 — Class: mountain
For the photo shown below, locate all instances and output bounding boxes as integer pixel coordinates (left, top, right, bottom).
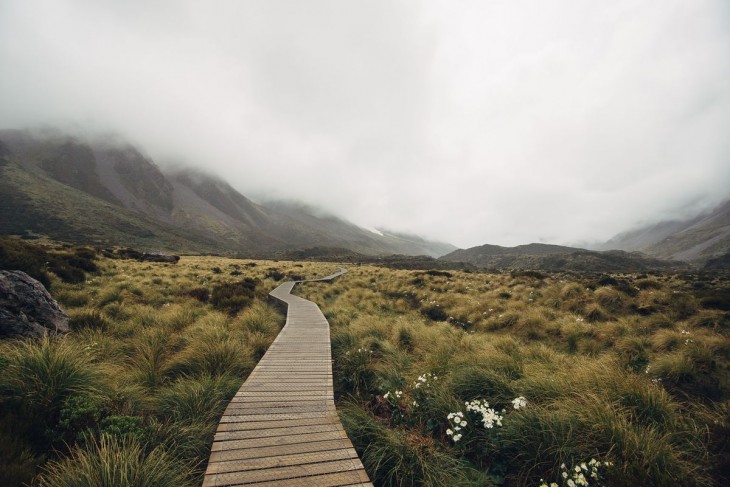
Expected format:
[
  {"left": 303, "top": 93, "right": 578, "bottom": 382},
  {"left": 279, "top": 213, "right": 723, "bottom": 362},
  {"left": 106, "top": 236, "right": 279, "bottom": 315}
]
[
  {"left": 259, "top": 200, "right": 456, "bottom": 257},
  {"left": 440, "top": 242, "right": 688, "bottom": 272},
  {"left": 0, "top": 129, "right": 455, "bottom": 257},
  {"left": 600, "top": 200, "right": 730, "bottom": 264}
]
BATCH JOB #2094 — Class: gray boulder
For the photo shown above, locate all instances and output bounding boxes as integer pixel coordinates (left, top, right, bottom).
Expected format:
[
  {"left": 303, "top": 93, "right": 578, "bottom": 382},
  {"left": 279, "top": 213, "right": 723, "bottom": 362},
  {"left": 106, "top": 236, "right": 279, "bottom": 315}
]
[{"left": 0, "top": 270, "right": 70, "bottom": 338}]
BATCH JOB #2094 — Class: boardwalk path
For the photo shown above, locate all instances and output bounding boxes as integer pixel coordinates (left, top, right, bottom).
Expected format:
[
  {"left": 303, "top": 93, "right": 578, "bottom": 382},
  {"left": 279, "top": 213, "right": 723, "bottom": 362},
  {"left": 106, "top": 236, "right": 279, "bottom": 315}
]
[{"left": 203, "top": 268, "right": 372, "bottom": 486}]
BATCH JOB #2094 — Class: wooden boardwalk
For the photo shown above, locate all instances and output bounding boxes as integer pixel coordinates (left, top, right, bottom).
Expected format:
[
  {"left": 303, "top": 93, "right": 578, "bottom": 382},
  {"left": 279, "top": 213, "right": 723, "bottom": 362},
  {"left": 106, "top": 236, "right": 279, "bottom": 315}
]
[{"left": 203, "top": 268, "right": 372, "bottom": 487}]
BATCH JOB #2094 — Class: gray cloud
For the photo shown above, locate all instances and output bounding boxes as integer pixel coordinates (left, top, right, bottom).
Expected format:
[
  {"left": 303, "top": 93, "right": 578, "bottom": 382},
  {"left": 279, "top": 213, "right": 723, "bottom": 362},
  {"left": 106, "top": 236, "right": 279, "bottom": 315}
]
[{"left": 1, "top": 0, "right": 729, "bottom": 247}]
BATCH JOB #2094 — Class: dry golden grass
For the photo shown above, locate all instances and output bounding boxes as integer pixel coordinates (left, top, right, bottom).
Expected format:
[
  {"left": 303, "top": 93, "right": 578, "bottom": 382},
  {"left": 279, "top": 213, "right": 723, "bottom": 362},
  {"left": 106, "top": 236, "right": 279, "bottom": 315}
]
[
  {"left": 297, "top": 265, "right": 729, "bottom": 486},
  {"left": 0, "top": 252, "right": 337, "bottom": 486},
  {"left": 1, "top": 246, "right": 728, "bottom": 486}
]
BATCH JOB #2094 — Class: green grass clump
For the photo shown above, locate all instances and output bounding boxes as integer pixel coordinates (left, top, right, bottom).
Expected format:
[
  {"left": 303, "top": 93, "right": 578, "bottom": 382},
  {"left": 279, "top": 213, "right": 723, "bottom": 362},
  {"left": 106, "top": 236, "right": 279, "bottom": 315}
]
[
  {"left": 33, "top": 435, "right": 194, "bottom": 487},
  {"left": 69, "top": 309, "right": 110, "bottom": 331},
  {"left": 0, "top": 338, "right": 108, "bottom": 432},
  {"left": 156, "top": 375, "right": 239, "bottom": 424}
]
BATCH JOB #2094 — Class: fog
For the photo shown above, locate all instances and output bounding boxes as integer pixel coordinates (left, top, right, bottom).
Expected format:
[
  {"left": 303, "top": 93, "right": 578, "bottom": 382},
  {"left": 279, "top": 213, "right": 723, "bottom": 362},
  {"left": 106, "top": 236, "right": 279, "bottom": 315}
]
[{"left": 1, "top": 0, "right": 729, "bottom": 248}]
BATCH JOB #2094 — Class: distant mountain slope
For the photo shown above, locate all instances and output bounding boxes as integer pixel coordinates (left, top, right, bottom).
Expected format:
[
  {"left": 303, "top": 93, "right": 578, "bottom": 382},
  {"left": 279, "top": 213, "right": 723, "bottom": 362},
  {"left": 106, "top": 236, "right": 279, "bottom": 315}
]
[
  {"left": 262, "top": 201, "right": 457, "bottom": 257},
  {"left": 0, "top": 158, "right": 222, "bottom": 253},
  {"left": 440, "top": 243, "right": 687, "bottom": 272},
  {"left": 601, "top": 200, "right": 730, "bottom": 264},
  {"left": 0, "top": 129, "right": 454, "bottom": 257}
]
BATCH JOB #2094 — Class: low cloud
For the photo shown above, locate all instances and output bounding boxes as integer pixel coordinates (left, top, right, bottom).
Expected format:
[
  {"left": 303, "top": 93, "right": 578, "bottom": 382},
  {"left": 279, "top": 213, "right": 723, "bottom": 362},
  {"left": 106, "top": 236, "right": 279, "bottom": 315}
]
[{"left": 1, "top": 0, "right": 728, "bottom": 247}]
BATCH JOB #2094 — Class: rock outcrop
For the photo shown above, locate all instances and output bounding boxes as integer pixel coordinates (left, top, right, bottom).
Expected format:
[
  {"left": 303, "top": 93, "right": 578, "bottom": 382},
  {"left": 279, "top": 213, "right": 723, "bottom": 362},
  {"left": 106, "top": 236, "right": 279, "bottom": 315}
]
[{"left": 0, "top": 270, "right": 70, "bottom": 338}]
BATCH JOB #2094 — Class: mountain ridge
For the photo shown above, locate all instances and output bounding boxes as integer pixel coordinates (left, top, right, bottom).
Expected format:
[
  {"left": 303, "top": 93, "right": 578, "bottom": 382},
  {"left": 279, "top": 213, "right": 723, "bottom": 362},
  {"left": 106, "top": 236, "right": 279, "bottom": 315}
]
[
  {"left": 598, "top": 200, "right": 730, "bottom": 264},
  {"left": 0, "top": 129, "right": 456, "bottom": 258},
  {"left": 440, "top": 242, "right": 689, "bottom": 272}
]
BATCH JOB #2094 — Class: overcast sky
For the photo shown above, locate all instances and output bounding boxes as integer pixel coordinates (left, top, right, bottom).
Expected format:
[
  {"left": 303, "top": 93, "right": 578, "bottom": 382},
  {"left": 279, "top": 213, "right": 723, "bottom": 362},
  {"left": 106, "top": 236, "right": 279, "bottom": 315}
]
[{"left": 1, "top": 0, "right": 729, "bottom": 248}]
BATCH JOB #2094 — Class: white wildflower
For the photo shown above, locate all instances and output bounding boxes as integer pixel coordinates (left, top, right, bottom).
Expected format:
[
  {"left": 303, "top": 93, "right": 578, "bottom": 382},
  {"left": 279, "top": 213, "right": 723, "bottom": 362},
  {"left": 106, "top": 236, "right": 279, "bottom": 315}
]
[{"left": 511, "top": 396, "right": 527, "bottom": 410}]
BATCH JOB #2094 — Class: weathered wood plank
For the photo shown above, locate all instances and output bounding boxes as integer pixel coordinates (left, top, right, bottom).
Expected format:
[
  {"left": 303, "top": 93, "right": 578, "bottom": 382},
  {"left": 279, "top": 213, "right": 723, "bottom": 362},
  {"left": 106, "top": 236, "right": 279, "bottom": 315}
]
[
  {"left": 204, "top": 458, "right": 364, "bottom": 485},
  {"left": 208, "top": 438, "right": 355, "bottom": 463},
  {"left": 205, "top": 448, "right": 361, "bottom": 475}
]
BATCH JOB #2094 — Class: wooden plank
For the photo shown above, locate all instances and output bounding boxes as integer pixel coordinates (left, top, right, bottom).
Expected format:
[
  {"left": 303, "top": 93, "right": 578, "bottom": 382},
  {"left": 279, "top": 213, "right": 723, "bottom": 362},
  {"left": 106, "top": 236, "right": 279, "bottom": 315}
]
[
  {"left": 214, "top": 423, "right": 343, "bottom": 441},
  {"left": 210, "top": 430, "right": 349, "bottom": 452},
  {"left": 216, "top": 417, "right": 334, "bottom": 432},
  {"left": 209, "top": 439, "right": 355, "bottom": 463},
  {"left": 205, "top": 470, "right": 372, "bottom": 487},
  {"left": 205, "top": 448, "right": 361, "bottom": 475},
  {"left": 203, "top": 458, "right": 364, "bottom": 485}
]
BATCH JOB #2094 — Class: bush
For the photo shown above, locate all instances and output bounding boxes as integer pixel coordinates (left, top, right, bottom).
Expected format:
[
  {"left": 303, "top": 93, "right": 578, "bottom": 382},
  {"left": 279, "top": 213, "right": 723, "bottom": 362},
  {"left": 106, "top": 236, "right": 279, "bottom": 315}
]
[
  {"left": 210, "top": 278, "right": 257, "bottom": 314},
  {"left": 46, "top": 395, "right": 104, "bottom": 448},
  {"left": 698, "top": 291, "right": 730, "bottom": 311},
  {"left": 65, "top": 256, "right": 98, "bottom": 273},
  {"left": 511, "top": 270, "right": 546, "bottom": 280},
  {"left": 183, "top": 287, "right": 208, "bottom": 302},
  {"left": 0, "top": 417, "right": 41, "bottom": 487},
  {"left": 98, "top": 416, "right": 145, "bottom": 439},
  {"left": 0, "top": 237, "right": 52, "bottom": 287},
  {"left": 266, "top": 269, "right": 285, "bottom": 281},
  {"left": 48, "top": 260, "right": 86, "bottom": 284},
  {"left": 424, "top": 270, "right": 453, "bottom": 278},
  {"left": 421, "top": 305, "right": 448, "bottom": 322}
]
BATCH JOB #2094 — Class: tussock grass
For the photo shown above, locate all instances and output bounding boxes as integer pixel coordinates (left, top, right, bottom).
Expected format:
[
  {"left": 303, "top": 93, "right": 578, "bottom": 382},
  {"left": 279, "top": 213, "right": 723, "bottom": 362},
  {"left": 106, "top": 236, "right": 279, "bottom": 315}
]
[
  {"left": 156, "top": 374, "right": 239, "bottom": 424},
  {"left": 296, "top": 265, "right": 729, "bottom": 486},
  {"left": 2, "top": 248, "right": 728, "bottom": 486},
  {"left": 167, "top": 327, "right": 252, "bottom": 379},
  {"left": 339, "top": 403, "right": 488, "bottom": 486},
  {"left": 0, "top": 253, "right": 302, "bottom": 485},
  {"left": 34, "top": 435, "right": 194, "bottom": 487},
  {"left": 0, "top": 337, "right": 108, "bottom": 417}
]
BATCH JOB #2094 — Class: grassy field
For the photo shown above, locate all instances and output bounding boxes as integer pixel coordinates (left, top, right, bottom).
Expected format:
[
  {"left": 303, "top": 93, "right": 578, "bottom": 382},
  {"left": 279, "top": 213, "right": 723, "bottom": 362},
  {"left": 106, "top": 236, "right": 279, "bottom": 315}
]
[
  {"left": 1, "top": 241, "right": 728, "bottom": 486},
  {"left": 0, "top": 241, "right": 334, "bottom": 486},
  {"left": 296, "top": 266, "right": 730, "bottom": 486}
]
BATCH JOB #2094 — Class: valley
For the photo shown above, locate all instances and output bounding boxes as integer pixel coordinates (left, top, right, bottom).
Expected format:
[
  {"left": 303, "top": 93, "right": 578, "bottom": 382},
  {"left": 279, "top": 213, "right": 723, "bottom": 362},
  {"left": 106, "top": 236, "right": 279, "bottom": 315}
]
[{"left": 0, "top": 239, "right": 728, "bottom": 486}]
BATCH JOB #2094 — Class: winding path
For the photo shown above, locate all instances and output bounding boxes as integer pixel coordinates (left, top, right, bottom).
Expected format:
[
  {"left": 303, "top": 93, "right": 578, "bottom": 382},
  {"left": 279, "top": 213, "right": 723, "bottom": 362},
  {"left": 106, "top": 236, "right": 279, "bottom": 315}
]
[{"left": 203, "top": 268, "right": 372, "bottom": 486}]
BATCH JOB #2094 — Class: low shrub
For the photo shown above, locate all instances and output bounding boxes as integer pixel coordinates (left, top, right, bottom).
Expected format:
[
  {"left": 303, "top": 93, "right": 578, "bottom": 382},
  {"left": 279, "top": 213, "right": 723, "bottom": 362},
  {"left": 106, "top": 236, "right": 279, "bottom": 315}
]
[
  {"left": 183, "top": 287, "right": 208, "bottom": 302},
  {"left": 98, "top": 415, "right": 145, "bottom": 440},
  {"left": 421, "top": 305, "right": 448, "bottom": 322},
  {"left": 210, "top": 278, "right": 257, "bottom": 314},
  {"left": 0, "top": 237, "right": 52, "bottom": 287}
]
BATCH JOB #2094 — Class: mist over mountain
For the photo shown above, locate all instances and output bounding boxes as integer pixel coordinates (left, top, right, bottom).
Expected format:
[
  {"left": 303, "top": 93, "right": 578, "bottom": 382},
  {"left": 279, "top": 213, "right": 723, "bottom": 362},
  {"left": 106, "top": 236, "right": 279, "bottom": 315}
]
[
  {"left": 0, "top": 129, "right": 455, "bottom": 257},
  {"left": 597, "top": 200, "right": 730, "bottom": 265},
  {"left": 1, "top": 1, "right": 728, "bottom": 249}
]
